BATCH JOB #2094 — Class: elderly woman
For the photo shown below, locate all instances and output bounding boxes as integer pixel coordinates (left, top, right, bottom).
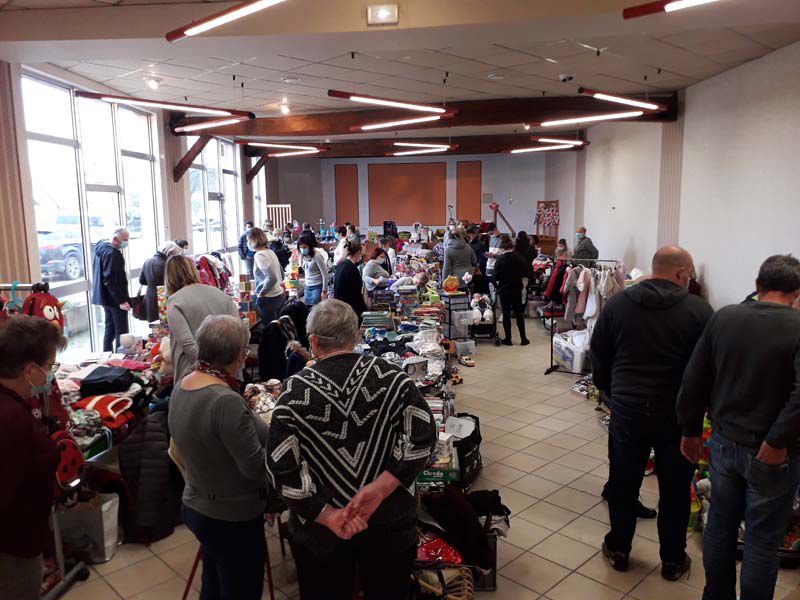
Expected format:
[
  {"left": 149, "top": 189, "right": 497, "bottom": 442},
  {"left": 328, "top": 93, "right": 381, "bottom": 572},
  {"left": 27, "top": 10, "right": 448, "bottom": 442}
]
[
  {"left": 169, "top": 315, "right": 268, "bottom": 600},
  {"left": 165, "top": 255, "right": 240, "bottom": 382},
  {"left": 0, "top": 316, "right": 66, "bottom": 600},
  {"left": 267, "top": 299, "right": 437, "bottom": 600},
  {"left": 139, "top": 241, "right": 183, "bottom": 322}
]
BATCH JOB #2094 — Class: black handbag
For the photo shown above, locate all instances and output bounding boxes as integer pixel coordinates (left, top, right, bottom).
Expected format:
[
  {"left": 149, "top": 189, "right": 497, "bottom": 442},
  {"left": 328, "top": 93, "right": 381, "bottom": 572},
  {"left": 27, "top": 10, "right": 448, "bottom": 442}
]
[
  {"left": 453, "top": 413, "right": 483, "bottom": 486},
  {"left": 80, "top": 366, "right": 135, "bottom": 398},
  {"left": 130, "top": 286, "right": 148, "bottom": 321}
]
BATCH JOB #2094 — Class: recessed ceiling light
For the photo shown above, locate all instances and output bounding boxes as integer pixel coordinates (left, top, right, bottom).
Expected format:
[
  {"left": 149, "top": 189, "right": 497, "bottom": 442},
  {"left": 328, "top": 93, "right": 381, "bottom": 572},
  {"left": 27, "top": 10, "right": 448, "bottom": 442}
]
[
  {"left": 280, "top": 103, "right": 290, "bottom": 114},
  {"left": 281, "top": 76, "right": 301, "bottom": 83},
  {"left": 487, "top": 73, "right": 505, "bottom": 80},
  {"left": 143, "top": 76, "right": 162, "bottom": 90},
  {"left": 523, "top": 124, "right": 530, "bottom": 131}
]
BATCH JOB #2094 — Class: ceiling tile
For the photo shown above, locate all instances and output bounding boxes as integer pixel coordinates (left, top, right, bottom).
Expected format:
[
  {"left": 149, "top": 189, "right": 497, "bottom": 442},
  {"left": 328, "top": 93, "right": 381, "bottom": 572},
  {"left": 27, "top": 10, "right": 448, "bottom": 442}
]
[
  {"left": 444, "top": 59, "right": 497, "bottom": 75},
  {"left": 69, "top": 62, "right": 130, "bottom": 81},
  {"left": 504, "top": 40, "right": 589, "bottom": 59},
  {"left": 707, "top": 45, "right": 772, "bottom": 66},
  {"left": 370, "top": 50, "right": 461, "bottom": 68},
  {"left": 290, "top": 62, "right": 382, "bottom": 83},
  {"left": 439, "top": 44, "right": 507, "bottom": 60},
  {"left": 322, "top": 53, "right": 420, "bottom": 76},
  {"left": 165, "top": 57, "right": 229, "bottom": 71},
  {"left": 732, "top": 23, "right": 800, "bottom": 50},
  {"left": 660, "top": 29, "right": 768, "bottom": 56},
  {"left": 7, "top": 0, "right": 98, "bottom": 7},
  {"left": 481, "top": 50, "right": 541, "bottom": 68},
  {"left": 241, "top": 54, "right": 311, "bottom": 71},
  {"left": 402, "top": 68, "right": 451, "bottom": 84}
]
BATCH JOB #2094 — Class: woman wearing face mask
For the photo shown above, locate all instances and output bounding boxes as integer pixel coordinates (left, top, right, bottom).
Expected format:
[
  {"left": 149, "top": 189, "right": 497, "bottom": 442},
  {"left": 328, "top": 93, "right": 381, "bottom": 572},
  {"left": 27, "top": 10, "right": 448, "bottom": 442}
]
[
  {"left": 297, "top": 233, "right": 329, "bottom": 307},
  {"left": 333, "top": 226, "right": 349, "bottom": 266},
  {"left": 333, "top": 238, "right": 367, "bottom": 318},
  {"left": 362, "top": 248, "right": 392, "bottom": 296},
  {"left": 0, "top": 316, "right": 66, "bottom": 600},
  {"left": 248, "top": 227, "right": 285, "bottom": 322},
  {"left": 554, "top": 238, "right": 572, "bottom": 259},
  {"left": 169, "top": 315, "right": 268, "bottom": 600}
]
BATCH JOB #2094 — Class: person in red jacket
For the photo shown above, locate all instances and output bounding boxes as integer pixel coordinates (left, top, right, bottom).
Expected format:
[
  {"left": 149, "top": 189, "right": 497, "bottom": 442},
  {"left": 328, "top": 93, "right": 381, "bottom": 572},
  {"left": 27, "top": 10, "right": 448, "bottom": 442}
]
[{"left": 0, "top": 316, "right": 66, "bottom": 600}]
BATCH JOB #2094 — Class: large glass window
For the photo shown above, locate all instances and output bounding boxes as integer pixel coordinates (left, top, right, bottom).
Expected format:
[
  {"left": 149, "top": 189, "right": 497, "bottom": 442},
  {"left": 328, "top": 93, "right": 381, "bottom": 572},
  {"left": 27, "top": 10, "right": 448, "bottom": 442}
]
[{"left": 21, "top": 74, "right": 163, "bottom": 357}]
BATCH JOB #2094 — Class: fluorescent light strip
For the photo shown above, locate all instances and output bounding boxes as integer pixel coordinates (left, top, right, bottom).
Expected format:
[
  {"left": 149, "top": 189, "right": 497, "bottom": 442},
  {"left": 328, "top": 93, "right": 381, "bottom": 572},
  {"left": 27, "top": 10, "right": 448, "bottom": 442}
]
[
  {"left": 349, "top": 95, "right": 446, "bottom": 114},
  {"left": 394, "top": 142, "right": 450, "bottom": 149},
  {"left": 541, "top": 111, "right": 643, "bottom": 127},
  {"left": 183, "top": 0, "right": 289, "bottom": 37},
  {"left": 535, "top": 137, "right": 585, "bottom": 146},
  {"left": 100, "top": 96, "right": 232, "bottom": 116},
  {"left": 664, "top": 0, "right": 719, "bottom": 12},
  {"left": 361, "top": 115, "right": 441, "bottom": 131},
  {"left": 174, "top": 116, "right": 248, "bottom": 133},
  {"left": 393, "top": 147, "right": 450, "bottom": 156},
  {"left": 591, "top": 92, "right": 661, "bottom": 111},
  {"left": 511, "top": 144, "right": 575, "bottom": 154},
  {"left": 248, "top": 142, "right": 318, "bottom": 151},
  {"left": 270, "top": 149, "right": 321, "bottom": 158}
]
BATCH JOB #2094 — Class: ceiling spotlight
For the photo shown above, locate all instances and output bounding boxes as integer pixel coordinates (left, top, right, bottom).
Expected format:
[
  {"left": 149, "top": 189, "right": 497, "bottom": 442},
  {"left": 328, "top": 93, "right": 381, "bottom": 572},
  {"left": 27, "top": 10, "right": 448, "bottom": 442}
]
[
  {"left": 358, "top": 114, "right": 445, "bottom": 131},
  {"left": 578, "top": 87, "right": 665, "bottom": 111},
  {"left": 540, "top": 111, "right": 644, "bottom": 127},
  {"left": 143, "top": 76, "right": 162, "bottom": 90},
  {"left": 281, "top": 76, "right": 301, "bottom": 83},
  {"left": 166, "top": 0, "right": 290, "bottom": 42},
  {"left": 328, "top": 89, "right": 447, "bottom": 114},
  {"left": 531, "top": 136, "right": 586, "bottom": 146},
  {"left": 280, "top": 103, "right": 290, "bottom": 115},
  {"left": 523, "top": 124, "right": 531, "bottom": 131},
  {"left": 510, "top": 144, "right": 575, "bottom": 154},
  {"left": 623, "top": 0, "right": 720, "bottom": 19},
  {"left": 75, "top": 90, "right": 247, "bottom": 117}
]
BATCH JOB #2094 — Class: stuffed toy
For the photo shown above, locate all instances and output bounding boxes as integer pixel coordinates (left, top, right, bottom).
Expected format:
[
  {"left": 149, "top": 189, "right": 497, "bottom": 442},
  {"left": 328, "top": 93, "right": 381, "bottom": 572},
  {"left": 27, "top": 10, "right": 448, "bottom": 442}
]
[
  {"left": 22, "top": 283, "right": 64, "bottom": 330},
  {"left": 442, "top": 275, "right": 460, "bottom": 294},
  {"left": 471, "top": 293, "right": 494, "bottom": 325}
]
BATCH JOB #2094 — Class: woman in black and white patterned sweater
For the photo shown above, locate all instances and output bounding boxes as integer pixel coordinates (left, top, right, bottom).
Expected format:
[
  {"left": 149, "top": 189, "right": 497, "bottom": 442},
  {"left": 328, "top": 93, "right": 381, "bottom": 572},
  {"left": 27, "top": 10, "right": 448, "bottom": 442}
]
[{"left": 267, "top": 299, "right": 437, "bottom": 600}]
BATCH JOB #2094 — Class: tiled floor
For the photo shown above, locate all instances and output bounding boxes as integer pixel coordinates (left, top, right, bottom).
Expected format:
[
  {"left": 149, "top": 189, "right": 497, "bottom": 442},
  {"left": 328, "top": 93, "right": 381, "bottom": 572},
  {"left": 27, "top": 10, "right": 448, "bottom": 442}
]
[{"left": 65, "top": 323, "right": 800, "bottom": 600}]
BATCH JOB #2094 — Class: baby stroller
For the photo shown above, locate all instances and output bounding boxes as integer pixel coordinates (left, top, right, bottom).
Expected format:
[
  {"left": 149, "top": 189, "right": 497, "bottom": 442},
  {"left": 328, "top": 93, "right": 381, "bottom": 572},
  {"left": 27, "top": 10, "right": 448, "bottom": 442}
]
[{"left": 468, "top": 281, "right": 500, "bottom": 346}]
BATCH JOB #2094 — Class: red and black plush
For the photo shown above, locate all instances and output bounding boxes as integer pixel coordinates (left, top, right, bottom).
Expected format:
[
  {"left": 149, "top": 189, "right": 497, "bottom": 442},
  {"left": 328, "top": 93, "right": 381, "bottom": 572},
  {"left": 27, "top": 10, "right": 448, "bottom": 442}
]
[{"left": 22, "top": 282, "right": 65, "bottom": 331}]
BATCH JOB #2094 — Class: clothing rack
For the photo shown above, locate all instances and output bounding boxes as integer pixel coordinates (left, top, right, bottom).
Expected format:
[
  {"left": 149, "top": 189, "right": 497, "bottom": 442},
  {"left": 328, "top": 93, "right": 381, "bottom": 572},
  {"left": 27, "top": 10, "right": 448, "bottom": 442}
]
[{"left": 543, "top": 258, "right": 621, "bottom": 377}]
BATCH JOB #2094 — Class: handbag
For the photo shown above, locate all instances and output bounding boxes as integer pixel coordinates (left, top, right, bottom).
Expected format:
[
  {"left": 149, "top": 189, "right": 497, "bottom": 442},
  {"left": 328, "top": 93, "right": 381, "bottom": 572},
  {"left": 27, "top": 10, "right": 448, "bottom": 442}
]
[
  {"left": 79, "top": 366, "right": 134, "bottom": 398},
  {"left": 130, "top": 286, "right": 148, "bottom": 321}
]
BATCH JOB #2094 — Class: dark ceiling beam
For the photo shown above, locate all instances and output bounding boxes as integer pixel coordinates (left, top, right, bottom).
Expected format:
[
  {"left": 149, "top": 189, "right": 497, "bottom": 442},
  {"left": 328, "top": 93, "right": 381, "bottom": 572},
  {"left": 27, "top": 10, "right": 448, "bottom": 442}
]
[
  {"left": 241, "top": 133, "right": 589, "bottom": 159},
  {"left": 246, "top": 154, "right": 269, "bottom": 185},
  {"left": 173, "top": 135, "right": 210, "bottom": 183},
  {"left": 179, "top": 93, "right": 677, "bottom": 138}
]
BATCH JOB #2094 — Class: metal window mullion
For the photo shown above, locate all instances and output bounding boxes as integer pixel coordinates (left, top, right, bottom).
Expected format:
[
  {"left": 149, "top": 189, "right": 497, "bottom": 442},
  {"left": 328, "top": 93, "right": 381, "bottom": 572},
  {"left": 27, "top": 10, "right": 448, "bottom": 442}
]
[
  {"left": 27, "top": 131, "right": 78, "bottom": 147},
  {"left": 121, "top": 149, "right": 154, "bottom": 162},
  {"left": 85, "top": 183, "right": 123, "bottom": 193}
]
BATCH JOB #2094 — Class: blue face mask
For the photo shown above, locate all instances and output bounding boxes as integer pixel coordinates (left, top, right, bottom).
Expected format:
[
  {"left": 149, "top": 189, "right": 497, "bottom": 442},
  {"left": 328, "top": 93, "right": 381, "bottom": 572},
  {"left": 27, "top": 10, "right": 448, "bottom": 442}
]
[
  {"left": 575, "top": 232, "right": 585, "bottom": 241},
  {"left": 29, "top": 363, "right": 55, "bottom": 397},
  {"left": 300, "top": 247, "right": 310, "bottom": 256},
  {"left": 119, "top": 240, "right": 129, "bottom": 250}
]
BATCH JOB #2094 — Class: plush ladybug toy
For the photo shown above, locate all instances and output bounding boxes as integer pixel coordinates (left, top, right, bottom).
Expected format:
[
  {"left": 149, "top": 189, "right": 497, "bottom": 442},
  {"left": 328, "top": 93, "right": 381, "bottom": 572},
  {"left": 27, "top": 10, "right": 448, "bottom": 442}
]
[
  {"left": 22, "top": 283, "right": 64, "bottom": 331},
  {"left": 51, "top": 430, "right": 84, "bottom": 500}
]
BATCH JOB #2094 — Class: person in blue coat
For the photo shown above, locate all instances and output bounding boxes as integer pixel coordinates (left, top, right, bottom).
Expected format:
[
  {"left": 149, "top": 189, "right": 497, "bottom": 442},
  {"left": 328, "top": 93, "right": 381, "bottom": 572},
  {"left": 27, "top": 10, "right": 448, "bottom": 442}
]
[
  {"left": 91, "top": 227, "right": 131, "bottom": 351},
  {"left": 238, "top": 220, "right": 256, "bottom": 277}
]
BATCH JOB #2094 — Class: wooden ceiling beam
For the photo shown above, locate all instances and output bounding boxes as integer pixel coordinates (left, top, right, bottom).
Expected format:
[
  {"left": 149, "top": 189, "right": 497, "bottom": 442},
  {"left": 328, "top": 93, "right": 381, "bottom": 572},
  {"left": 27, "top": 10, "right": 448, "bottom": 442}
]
[
  {"left": 246, "top": 154, "right": 269, "bottom": 184},
  {"left": 173, "top": 134, "right": 210, "bottom": 183},
  {"left": 180, "top": 93, "right": 677, "bottom": 138}
]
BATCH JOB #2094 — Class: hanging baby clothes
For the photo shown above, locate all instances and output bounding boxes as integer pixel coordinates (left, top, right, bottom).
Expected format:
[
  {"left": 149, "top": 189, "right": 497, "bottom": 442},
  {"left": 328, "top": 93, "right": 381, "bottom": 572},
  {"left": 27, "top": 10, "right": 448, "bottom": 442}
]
[
  {"left": 575, "top": 269, "right": 591, "bottom": 315},
  {"left": 563, "top": 266, "right": 582, "bottom": 323}
]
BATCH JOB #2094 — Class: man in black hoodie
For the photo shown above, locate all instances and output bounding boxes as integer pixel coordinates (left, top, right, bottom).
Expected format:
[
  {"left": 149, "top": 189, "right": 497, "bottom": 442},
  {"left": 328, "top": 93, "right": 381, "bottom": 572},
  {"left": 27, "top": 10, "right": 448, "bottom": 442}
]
[
  {"left": 678, "top": 255, "right": 800, "bottom": 600},
  {"left": 590, "top": 246, "right": 712, "bottom": 580},
  {"left": 91, "top": 228, "right": 131, "bottom": 352}
]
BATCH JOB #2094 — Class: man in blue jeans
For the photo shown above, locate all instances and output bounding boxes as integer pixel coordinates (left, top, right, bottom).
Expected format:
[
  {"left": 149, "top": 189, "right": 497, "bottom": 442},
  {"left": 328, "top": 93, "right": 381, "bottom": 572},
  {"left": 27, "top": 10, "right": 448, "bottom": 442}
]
[
  {"left": 591, "top": 246, "right": 712, "bottom": 580},
  {"left": 678, "top": 255, "right": 800, "bottom": 600}
]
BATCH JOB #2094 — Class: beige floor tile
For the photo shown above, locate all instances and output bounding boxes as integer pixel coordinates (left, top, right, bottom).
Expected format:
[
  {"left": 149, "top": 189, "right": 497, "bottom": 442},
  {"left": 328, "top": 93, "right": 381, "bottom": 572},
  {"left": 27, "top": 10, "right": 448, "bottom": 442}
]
[
  {"left": 515, "top": 424, "right": 557, "bottom": 441},
  {"left": 506, "top": 517, "right": 555, "bottom": 550},
  {"left": 507, "top": 474, "right": 563, "bottom": 499},
  {"left": 501, "top": 395, "right": 540, "bottom": 409},
  {"left": 478, "top": 424, "right": 507, "bottom": 441},
  {"left": 532, "top": 416, "right": 575, "bottom": 432},
  {"left": 528, "top": 404, "right": 563, "bottom": 416},
  {"left": 540, "top": 393, "right": 582, "bottom": 408},
  {"left": 498, "top": 487, "right": 539, "bottom": 515},
  {"left": 271, "top": 560, "right": 299, "bottom": 597},
  {"left": 585, "top": 501, "right": 611, "bottom": 525},
  {"left": 62, "top": 578, "right": 122, "bottom": 600},
  {"left": 481, "top": 441, "right": 519, "bottom": 462},
  {"left": 523, "top": 442, "right": 570, "bottom": 461},
  {"left": 507, "top": 409, "right": 548, "bottom": 424},
  {"left": 578, "top": 553, "right": 654, "bottom": 593},
  {"left": 501, "top": 553, "right": 571, "bottom": 595},
  {"left": 567, "top": 473, "right": 608, "bottom": 496},
  {"left": 560, "top": 515, "right": 609, "bottom": 547},
  {"left": 532, "top": 462, "right": 584, "bottom": 485},
  {"left": 576, "top": 441, "right": 609, "bottom": 458},
  {"left": 545, "top": 487, "right": 601, "bottom": 514},
  {"left": 147, "top": 525, "right": 196, "bottom": 555},
  {"left": 500, "top": 452, "right": 548, "bottom": 473},
  {"left": 493, "top": 433, "right": 538, "bottom": 451},
  {"left": 127, "top": 576, "right": 199, "bottom": 600},
  {"left": 563, "top": 422, "right": 605, "bottom": 440},
  {"left": 635, "top": 514, "right": 660, "bottom": 542},
  {"left": 531, "top": 532, "right": 598, "bottom": 570},
  {"left": 546, "top": 572, "right": 623, "bottom": 600},
  {"left": 641, "top": 473, "right": 661, "bottom": 495},
  {"left": 629, "top": 571, "right": 699, "bottom": 600},
  {"left": 482, "top": 462, "right": 527, "bottom": 486},
  {"left": 489, "top": 416, "right": 529, "bottom": 432},
  {"left": 476, "top": 574, "right": 541, "bottom": 599},
  {"left": 93, "top": 544, "right": 154, "bottom": 576},
  {"left": 544, "top": 433, "right": 589, "bottom": 451},
  {"left": 592, "top": 462, "right": 611, "bottom": 478},
  {"left": 158, "top": 539, "right": 201, "bottom": 578},
  {"left": 555, "top": 451, "right": 606, "bottom": 472},
  {"left": 518, "top": 501, "right": 580, "bottom": 531},
  {"left": 481, "top": 402, "right": 522, "bottom": 417},
  {"left": 497, "top": 539, "right": 527, "bottom": 568},
  {"left": 104, "top": 556, "right": 177, "bottom": 598}
]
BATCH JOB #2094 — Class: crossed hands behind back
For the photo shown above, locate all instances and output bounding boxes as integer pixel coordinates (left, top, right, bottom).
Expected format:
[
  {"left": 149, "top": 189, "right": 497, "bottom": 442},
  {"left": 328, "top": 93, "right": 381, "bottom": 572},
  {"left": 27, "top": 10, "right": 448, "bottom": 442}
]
[{"left": 315, "top": 473, "right": 400, "bottom": 540}]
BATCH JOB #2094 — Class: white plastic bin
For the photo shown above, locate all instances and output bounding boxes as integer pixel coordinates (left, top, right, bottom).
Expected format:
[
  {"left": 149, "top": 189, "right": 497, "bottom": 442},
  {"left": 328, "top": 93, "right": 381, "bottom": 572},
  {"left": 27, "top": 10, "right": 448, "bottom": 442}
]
[{"left": 455, "top": 340, "right": 476, "bottom": 356}]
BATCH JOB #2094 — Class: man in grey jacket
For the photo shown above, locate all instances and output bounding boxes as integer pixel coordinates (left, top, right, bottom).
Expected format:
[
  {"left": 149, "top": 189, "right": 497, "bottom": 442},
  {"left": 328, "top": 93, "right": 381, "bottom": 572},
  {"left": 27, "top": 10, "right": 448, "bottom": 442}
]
[{"left": 573, "top": 226, "right": 599, "bottom": 263}]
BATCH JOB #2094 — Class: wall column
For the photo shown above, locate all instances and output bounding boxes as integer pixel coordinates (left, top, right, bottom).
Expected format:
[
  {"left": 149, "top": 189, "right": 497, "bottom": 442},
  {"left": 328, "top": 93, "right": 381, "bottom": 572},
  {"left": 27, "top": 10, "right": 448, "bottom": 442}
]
[
  {"left": 657, "top": 103, "right": 685, "bottom": 247},
  {"left": 161, "top": 125, "right": 190, "bottom": 242},
  {"left": 240, "top": 145, "right": 255, "bottom": 224}
]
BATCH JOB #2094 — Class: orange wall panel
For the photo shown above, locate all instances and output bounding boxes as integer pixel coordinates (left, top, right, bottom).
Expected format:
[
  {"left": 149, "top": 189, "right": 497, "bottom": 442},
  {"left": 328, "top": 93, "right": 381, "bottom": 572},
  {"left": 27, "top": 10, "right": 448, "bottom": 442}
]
[
  {"left": 368, "top": 162, "right": 446, "bottom": 226},
  {"left": 334, "top": 164, "right": 359, "bottom": 226},
  {"left": 456, "top": 161, "right": 482, "bottom": 223}
]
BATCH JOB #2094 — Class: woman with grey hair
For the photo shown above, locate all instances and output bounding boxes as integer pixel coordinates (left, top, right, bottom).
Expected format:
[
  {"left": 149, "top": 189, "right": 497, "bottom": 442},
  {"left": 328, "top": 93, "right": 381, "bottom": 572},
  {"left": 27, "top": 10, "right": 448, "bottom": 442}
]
[
  {"left": 138, "top": 241, "right": 183, "bottom": 322},
  {"left": 267, "top": 299, "right": 437, "bottom": 600},
  {"left": 169, "top": 314, "right": 268, "bottom": 600}
]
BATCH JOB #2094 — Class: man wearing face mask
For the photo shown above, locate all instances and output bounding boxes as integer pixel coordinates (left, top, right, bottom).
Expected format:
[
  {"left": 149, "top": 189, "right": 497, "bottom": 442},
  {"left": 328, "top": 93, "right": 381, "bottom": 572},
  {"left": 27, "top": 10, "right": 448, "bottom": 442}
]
[
  {"left": 0, "top": 316, "right": 66, "bottom": 600},
  {"left": 590, "top": 246, "right": 712, "bottom": 580},
  {"left": 573, "top": 226, "right": 599, "bottom": 264},
  {"left": 92, "top": 227, "right": 131, "bottom": 352}
]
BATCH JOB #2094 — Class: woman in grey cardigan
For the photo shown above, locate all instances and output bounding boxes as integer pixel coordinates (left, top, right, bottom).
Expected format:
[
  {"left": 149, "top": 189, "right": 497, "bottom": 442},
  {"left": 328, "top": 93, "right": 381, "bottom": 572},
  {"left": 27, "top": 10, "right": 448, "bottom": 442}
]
[
  {"left": 362, "top": 247, "right": 391, "bottom": 294},
  {"left": 165, "top": 256, "right": 240, "bottom": 382},
  {"left": 169, "top": 314, "right": 268, "bottom": 600},
  {"left": 442, "top": 228, "right": 477, "bottom": 288}
]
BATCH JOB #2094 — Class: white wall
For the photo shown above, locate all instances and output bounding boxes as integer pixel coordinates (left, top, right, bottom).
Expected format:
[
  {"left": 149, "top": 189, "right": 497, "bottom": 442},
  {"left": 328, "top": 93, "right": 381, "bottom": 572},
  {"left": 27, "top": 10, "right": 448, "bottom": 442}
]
[
  {"left": 320, "top": 153, "right": 546, "bottom": 234},
  {"left": 679, "top": 41, "right": 800, "bottom": 308},
  {"left": 268, "top": 158, "right": 325, "bottom": 226},
  {"left": 583, "top": 122, "right": 663, "bottom": 270},
  {"left": 545, "top": 151, "right": 577, "bottom": 243}
]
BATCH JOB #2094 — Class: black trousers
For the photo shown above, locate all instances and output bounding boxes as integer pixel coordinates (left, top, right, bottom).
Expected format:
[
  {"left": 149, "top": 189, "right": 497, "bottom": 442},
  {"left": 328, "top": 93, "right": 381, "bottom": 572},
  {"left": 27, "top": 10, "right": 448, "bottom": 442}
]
[
  {"left": 182, "top": 505, "right": 265, "bottom": 600},
  {"left": 102, "top": 305, "right": 129, "bottom": 352},
  {"left": 290, "top": 518, "right": 416, "bottom": 600},
  {"left": 499, "top": 292, "right": 526, "bottom": 342},
  {"left": 604, "top": 400, "right": 695, "bottom": 564}
]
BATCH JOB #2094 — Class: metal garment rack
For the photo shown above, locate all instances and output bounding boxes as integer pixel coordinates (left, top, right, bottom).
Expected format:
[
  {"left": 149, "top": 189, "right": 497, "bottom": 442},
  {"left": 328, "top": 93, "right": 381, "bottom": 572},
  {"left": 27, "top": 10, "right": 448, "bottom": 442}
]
[{"left": 543, "top": 258, "right": 620, "bottom": 377}]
